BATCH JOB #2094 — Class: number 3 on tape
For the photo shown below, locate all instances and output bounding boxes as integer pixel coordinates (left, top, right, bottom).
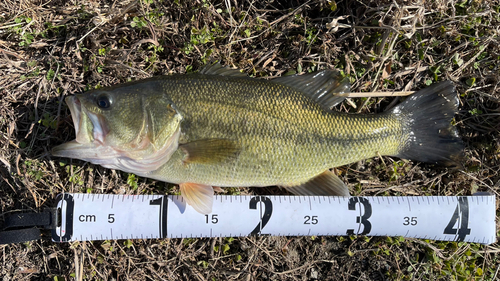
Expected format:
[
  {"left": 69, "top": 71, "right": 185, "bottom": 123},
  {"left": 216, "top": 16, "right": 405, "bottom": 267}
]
[{"left": 346, "top": 197, "right": 372, "bottom": 235}]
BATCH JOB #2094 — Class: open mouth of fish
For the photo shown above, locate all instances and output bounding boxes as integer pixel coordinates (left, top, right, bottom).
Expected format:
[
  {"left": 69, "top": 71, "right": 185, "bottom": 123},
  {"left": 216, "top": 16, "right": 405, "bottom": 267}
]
[
  {"left": 70, "top": 96, "right": 109, "bottom": 145},
  {"left": 52, "top": 95, "right": 113, "bottom": 160},
  {"left": 52, "top": 95, "right": 182, "bottom": 174}
]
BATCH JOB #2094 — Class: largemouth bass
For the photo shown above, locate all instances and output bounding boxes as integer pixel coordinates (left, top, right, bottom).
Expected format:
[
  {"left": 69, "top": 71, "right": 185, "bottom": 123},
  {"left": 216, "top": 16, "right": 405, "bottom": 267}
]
[{"left": 52, "top": 63, "right": 463, "bottom": 214}]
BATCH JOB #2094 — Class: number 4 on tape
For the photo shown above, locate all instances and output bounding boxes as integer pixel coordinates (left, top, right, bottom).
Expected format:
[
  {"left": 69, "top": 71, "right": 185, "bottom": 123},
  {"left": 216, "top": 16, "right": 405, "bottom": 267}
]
[{"left": 444, "top": 197, "right": 471, "bottom": 242}]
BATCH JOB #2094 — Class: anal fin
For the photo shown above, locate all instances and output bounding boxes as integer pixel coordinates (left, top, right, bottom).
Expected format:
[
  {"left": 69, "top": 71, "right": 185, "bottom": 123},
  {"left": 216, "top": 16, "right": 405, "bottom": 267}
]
[
  {"left": 180, "top": 182, "right": 214, "bottom": 214},
  {"left": 283, "top": 170, "right": 350, "bottom": 196}
]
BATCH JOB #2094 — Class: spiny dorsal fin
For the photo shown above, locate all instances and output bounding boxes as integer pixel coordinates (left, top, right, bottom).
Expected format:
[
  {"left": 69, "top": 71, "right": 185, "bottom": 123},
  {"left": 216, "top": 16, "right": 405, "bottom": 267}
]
[
  {"left": 273, "top": 70, "right": 350, "bottom": 110},
  {"left": 199, "top": 62, "right": 247, "bottom": 77},
  {"left": 283, "top": 170, "right": 350, "bottom": 196},
  {"left": 180, "top": 139, "right": 241, "bottom": 164}
]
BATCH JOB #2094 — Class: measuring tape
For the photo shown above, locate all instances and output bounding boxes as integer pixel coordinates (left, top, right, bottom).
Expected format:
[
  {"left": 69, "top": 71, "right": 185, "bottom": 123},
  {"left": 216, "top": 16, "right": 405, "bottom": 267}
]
[{"left": 51, "top": 193, "right": 496, "bottom": 245}]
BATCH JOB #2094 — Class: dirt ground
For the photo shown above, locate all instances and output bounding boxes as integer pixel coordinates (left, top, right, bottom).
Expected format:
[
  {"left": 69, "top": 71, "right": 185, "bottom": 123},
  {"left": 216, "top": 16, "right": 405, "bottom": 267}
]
[{"left": 0, "top": 0, "right": 499, "bottom": 280}]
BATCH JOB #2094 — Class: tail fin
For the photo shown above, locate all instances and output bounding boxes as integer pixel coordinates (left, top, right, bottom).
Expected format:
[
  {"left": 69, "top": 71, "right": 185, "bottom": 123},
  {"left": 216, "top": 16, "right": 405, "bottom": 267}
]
[{"left": 391, "top": 81, "right": 464, "bottom": 166}]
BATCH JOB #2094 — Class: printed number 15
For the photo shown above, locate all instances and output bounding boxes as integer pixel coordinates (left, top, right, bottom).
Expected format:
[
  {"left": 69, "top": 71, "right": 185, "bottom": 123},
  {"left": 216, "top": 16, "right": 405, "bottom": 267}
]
[{"left": 205, "top": 214, "right": 218, "bottom": 224}]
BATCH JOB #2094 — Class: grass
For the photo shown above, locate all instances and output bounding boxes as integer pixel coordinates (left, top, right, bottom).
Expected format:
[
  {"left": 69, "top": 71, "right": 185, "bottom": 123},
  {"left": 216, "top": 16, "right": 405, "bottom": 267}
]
[{"left": 0, "top": 0, "right": 499, "bottom": 280}]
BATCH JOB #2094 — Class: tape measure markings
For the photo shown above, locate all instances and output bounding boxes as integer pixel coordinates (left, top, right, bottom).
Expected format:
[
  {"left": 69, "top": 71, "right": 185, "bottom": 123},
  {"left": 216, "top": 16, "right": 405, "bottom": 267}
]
[{"left": 51, "top": 194, "right": 496, "bottom": 244}]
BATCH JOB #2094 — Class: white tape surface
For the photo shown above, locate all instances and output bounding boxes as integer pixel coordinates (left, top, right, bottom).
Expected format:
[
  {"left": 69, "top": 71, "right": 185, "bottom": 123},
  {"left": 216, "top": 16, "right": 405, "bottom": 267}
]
[{"left": 52, "top": 194, "right": 496, "bottom": 245}]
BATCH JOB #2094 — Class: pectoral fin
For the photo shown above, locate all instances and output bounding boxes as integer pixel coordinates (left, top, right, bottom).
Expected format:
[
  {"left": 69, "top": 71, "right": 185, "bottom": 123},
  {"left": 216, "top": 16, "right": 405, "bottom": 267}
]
[
  {"left": 180, "top": 139, "right": 240, "bottom": 164},
  {"left": 180, "top": 182, "right": 214, "bottom": 214},
  {"left": 283, "top": 170, "right": 350, "bottom": 196}
]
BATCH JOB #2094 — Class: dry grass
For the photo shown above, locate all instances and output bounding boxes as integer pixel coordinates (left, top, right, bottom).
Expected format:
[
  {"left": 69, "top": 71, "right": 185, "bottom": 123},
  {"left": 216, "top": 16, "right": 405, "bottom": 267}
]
[{"left": 0, "top": 0, "right": 499, "bottom": 280}]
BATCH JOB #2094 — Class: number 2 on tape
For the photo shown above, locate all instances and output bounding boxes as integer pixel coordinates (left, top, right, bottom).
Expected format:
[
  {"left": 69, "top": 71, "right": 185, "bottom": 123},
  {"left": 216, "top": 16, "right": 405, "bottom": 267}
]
[{"left": 249, "top": 196, "right": 273, "bottom": 235}]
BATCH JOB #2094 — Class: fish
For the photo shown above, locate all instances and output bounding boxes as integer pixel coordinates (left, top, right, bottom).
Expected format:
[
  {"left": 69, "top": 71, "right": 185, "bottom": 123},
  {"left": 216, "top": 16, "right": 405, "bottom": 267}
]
[{"left": 52, "top": 63, "right": 463, "bottom": 214}]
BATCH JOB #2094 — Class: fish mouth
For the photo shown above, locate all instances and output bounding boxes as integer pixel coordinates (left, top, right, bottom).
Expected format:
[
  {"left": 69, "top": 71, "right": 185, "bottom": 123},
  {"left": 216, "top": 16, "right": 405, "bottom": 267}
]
[
  {"left": 52, "top": 94, "right": 182, "bottom": 175},
  {"left": 52, "top": 95, "right": 110, "bottom": 158},
  {"left": 68, "top": 95, "right": 109, "bottom": 145},
  {"left": 68, "top": 95, "right": 85, "bottom": 143}
]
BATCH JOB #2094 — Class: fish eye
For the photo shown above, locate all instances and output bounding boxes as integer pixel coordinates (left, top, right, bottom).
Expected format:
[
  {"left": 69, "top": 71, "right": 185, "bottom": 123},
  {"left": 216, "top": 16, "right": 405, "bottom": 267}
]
[{"left": 96, "top": 94, "right": 112, "bottom": 109}]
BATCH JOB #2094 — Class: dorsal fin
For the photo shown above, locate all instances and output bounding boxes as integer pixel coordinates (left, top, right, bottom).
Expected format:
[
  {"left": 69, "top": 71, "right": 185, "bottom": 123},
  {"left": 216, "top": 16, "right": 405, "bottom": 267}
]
[
  {"left": 199, "top": 62, "right": 247, "bottom": 77},
  {"left": 273, "top": 70, "right": 350, "bottom": 110}
]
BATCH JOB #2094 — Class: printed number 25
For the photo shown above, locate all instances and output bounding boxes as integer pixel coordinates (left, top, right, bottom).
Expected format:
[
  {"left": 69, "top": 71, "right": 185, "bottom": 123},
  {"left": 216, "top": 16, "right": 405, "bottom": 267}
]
[{"left": 304, "top": 216, "right": 318, "bottom": 224}]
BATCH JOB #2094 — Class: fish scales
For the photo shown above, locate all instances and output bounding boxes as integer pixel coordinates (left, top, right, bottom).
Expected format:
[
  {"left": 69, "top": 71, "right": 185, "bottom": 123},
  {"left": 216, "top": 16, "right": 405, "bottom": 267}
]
[
  {"left": 152, "top": 74, "right": 403, "bottom": 187},
  {"left": 52, "top": 64, "right": 462, "bottom": 214}
]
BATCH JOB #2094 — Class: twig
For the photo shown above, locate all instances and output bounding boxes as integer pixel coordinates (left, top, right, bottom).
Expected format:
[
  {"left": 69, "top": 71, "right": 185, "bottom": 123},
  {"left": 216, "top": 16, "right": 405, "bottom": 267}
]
[
  {"left": 76, "top": 17, "right": 109, "bottom": 44},
  {"left": 275, "top": 260, "right": 316, "bottom": 275},
  {"left": 348, "top": 91, "right": 415, "bottom": 97},
  {"left": 105, "top": 59, "right": 151, "bottom": 76},
  {"left": 227, "top": 1, "right": 311, "bottom": 46},
  {"left": 0, "top": 48, "right": 26, "bottom": 60},
  {"left": 0, "top": 22, "right": 23, "bottom": 30},
  {"left": 451, "top": 39, "right": 492, "bottom": 78},
  {"left": 73, "top": 246, "right": 84, "bottom": 281},
  {"left": 269, "top": 1, "right": 310, "bottom": 26}
]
